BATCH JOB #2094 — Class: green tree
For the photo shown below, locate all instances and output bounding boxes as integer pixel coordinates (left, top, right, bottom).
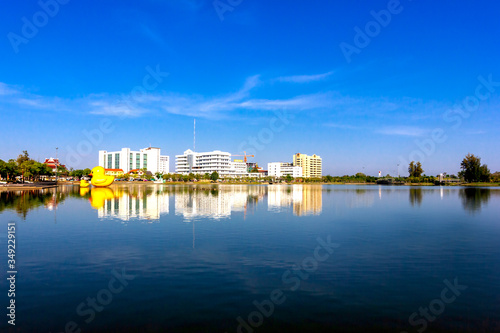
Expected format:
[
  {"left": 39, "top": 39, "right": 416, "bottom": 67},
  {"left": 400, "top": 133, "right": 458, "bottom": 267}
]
[
  {"left": 408, "top": 161, "right": 424, "bottom": 177},
  {"left": 460, "top": 153, "right": 491, "bottom": 182},
  {"left": 16, "top": 150, "right": 30, "bottom": 165},
  {"left": 323, "top": 175, "right": 334, "bottom": 183},
  {"left": 6, "top": 160, "right": 20, "bottom": 180},
  {"left": 210, "top": 171, "right": 219, "bottom": 181},
  {"left": 491, "top": 172, "right": 500, "bottom": 183},
  {"left": 285, "top": 174, "right": 293, "bottom": 182},
  {"left": 57, "top": 165, "right": 68, "bottom": 176},
  {"left": 19, "top": 158, "right": 33, "bottom": 182},
  {"left": 355, "top": 172, "right": 367, "bottom": 181},
  {"left": 0, "top": 160, "right": 7, "bottom": 179},
  {"left": 70, "top": 169, "right": 85, "bottom": 178}
]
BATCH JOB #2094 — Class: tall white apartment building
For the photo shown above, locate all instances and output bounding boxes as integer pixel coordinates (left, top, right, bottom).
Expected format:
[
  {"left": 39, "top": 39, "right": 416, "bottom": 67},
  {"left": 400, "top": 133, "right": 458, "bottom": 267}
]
[
  {"left": 267, "top": 162, "right": 303, "bottom": 178},
  {"left": 293, "top": 153, "right": 322, "bottom": 178},
  {"left": 98, "top": 147, "right": 169, "bottom": 174},
  {"left": 175, "top": 149, "right": 251, "bottom": 177}
]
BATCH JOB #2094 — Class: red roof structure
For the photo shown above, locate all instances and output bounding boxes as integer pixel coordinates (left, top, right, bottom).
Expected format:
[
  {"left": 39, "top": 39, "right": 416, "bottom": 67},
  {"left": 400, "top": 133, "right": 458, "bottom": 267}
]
[{"left": 43, "top": 158, "right": 65, "bottom": 170}]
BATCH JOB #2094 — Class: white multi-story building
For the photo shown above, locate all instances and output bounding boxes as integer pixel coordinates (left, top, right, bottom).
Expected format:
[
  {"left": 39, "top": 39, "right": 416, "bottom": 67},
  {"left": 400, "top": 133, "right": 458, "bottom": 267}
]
[
  {"left": 98, "top": 147, "right": 169, "bottom": 174},
  {"left": 175, "top": 149, "right": 253, "bottom": 177},
  {"left": 267, "top": 162, "right": 302, "bottom": 178},
  {"left": 228, "top": 161, "right": 248, "bottom": 177}
]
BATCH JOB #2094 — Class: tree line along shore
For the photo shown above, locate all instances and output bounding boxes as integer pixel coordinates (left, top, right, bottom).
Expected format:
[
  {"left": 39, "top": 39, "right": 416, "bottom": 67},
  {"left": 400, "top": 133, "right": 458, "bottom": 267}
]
[{"left": 1, "top": 151, "right": 498, "bottom": 186}]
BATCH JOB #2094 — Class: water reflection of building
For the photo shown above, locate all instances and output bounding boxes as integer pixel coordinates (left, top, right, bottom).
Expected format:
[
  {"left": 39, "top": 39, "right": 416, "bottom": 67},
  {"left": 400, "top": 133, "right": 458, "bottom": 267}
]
[
  {"left": 45, "top": 185, "right": 76, "bottom": 210},
  {"left": 175, "top": 186, "right": 266, "bottom": 220},
  {"left": 96, "top": 187, "right": 169, "bottom": 221},
  {"left": 268, "top": 185, "right": 322, "bottom": 216}
]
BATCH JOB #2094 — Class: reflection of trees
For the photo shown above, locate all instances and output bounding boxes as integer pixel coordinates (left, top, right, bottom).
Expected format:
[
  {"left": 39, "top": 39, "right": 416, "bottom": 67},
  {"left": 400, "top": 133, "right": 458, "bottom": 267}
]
[
  {"left": 247, "top": 194, "right": 259, "bottom": 205},
  {"left": 0, "top": 189, "right": 68, "bottom": 219},
  {"left": 459, "top": 188, "right": 491, "bottom": 213},
  {"left": 409, "top": 188, "right": 423, "bottom": 206}
]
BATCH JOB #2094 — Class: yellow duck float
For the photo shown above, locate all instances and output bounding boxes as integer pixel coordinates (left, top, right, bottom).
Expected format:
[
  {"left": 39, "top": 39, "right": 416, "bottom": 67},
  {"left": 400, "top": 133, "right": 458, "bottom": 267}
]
[{"left": 90, "top": 166, "right": 115, "bottom": 187}]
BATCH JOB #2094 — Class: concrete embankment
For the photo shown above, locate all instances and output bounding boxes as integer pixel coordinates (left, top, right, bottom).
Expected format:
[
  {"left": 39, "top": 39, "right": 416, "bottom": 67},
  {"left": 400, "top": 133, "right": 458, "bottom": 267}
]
[{"left": 0, "top": 182, "right": 60, "bottom": 191}]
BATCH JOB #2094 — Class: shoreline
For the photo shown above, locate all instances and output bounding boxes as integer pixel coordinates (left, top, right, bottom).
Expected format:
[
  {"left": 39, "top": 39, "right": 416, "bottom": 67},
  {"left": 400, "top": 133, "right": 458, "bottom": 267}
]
[
  {"left": 76, "top": 181, "right": 500, "bottom": 187},
  {"left": 1, "top": 181, "right": 498, "bottom": 192}
]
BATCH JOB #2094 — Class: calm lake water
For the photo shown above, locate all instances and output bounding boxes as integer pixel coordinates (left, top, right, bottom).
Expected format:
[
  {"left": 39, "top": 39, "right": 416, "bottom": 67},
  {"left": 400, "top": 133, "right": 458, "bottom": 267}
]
[{"left": 1, "top": 184, "right": 499, "bottom": 333}]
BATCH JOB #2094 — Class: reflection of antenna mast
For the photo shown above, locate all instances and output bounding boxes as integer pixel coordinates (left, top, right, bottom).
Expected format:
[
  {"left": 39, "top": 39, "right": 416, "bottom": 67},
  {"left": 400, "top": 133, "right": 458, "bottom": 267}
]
[
  {"left": 54, "top": 189, "right": 57, "bottom": 224},
  {"left": 193, "top": 119, "right": 196, "bottom": 151}
]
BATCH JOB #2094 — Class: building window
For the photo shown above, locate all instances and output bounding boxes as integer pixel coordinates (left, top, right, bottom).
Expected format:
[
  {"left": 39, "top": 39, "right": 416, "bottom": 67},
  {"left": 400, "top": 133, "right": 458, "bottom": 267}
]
[
  {"left": 108, "top": 154, "right": 112, "bottom": 169},
  {"left": 130, "top": 153, "right": 133, "bottom": 170},
  {"left": 136, "top": 154, "right": 140, "bottom": 169},
  {"left": 143, "top": 154, "right": 147, "bottom": 169},
  {"left": 115, "top": 153, "right": 120, "bottom": 169}
]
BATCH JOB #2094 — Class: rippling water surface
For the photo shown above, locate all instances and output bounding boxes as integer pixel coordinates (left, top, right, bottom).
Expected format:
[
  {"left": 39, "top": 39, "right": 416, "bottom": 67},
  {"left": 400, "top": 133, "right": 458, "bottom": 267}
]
[{"left": 1, "top": 184, "right": 499, "bottom": 332}]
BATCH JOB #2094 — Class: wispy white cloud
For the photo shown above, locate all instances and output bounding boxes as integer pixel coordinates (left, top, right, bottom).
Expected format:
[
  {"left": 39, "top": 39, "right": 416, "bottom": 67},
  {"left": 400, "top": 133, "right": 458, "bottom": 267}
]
[
  {"left": 324, "top": 122, "right": 360, "bottom": 130},
  {"left": 85, "top": 76, "right": 331, "bottom": 119},
  {"left": 465, "top": 130, "right": 486, "bottom": 135},
  {"left": 276, "top": 70, "right": 335, "bottom": 83},
  {"left": 0, "top": 82, "right": 21, "bottom": 96},
  {"left": 376, "top": 126, "right": 429, "bottom": 137},
  {"left": 1, "top": 72, "right": 482, "bottom": 125}
]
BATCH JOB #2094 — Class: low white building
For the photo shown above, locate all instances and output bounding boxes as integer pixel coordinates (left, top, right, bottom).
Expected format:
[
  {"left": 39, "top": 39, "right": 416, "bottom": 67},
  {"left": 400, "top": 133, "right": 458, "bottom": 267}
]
[
  {"left": 98, "top": 147, "right": 169, "bottom": 174},
  {"left": 175, "top": 149, "right": 258, "bottom": 177},
  {"left": 228, "top": 160, "right": 249, "bottom": 177},
  {"left": 267, "top": 162, "right": 302, "bottom": 178}
]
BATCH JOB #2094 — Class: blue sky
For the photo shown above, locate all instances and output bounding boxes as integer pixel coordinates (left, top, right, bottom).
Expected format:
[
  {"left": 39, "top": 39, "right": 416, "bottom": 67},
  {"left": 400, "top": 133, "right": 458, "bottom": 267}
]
[{"left": 1, "top": 0, "right": 499, "bottom": 176}]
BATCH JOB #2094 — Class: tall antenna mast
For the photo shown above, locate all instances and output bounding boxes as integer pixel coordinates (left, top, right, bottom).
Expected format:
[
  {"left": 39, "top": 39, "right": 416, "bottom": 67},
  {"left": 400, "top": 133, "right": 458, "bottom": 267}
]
[{"left": 193, "top": 119, "right": 196, "bottom": 151}]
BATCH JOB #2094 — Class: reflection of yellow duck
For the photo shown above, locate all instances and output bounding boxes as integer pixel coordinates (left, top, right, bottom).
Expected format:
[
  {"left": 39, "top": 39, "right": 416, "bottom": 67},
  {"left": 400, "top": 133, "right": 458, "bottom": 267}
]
[
  {"left": 79, "top": 188, "right": 90, "bottom": 196},
  {"left": 80, "top": 179, "right": 90, "bottom": 188},
  {"left": 90, "top": 166, "right": 115, "bottom": 187},
  {"left": 89, "top": 188, "right": 115, "bottom": 209}
]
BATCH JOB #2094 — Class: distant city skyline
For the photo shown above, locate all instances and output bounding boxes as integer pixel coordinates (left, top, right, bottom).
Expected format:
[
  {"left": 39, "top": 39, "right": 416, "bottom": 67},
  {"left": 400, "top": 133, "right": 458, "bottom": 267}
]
[{"left": 1, "top": 1, "right": 499, "bottom": 176}]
